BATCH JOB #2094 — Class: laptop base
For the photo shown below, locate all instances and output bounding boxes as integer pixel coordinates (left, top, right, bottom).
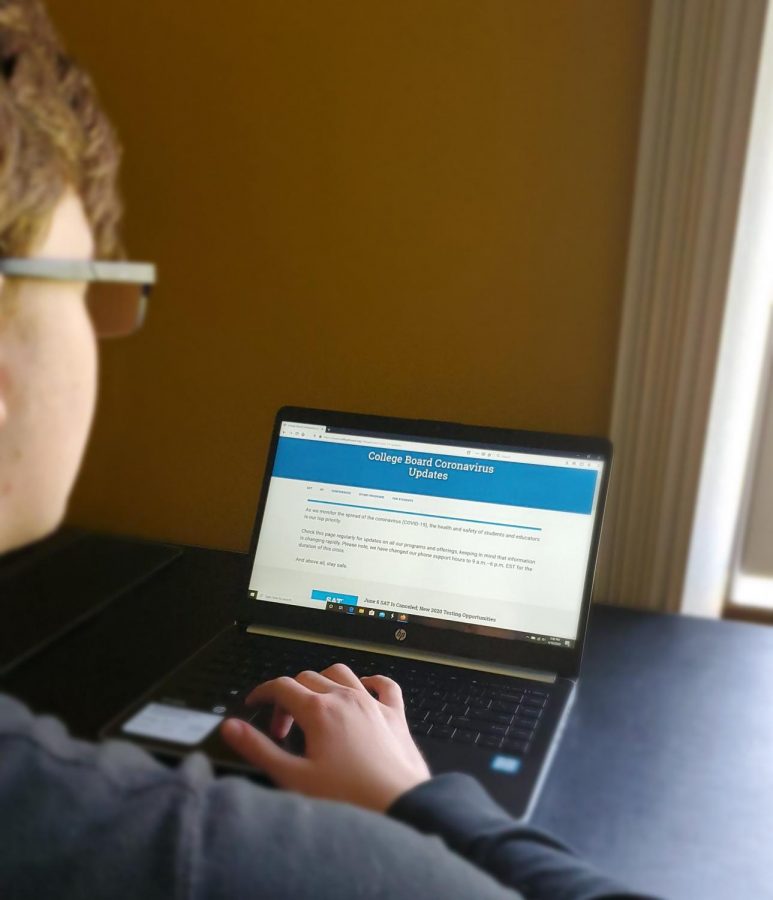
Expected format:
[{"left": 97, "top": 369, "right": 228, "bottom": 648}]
[{"left": 102, "top": 625, "right": 574, "bottom": 818}]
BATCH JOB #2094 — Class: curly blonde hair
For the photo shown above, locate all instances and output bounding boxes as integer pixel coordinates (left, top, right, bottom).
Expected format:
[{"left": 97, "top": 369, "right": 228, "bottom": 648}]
[{"left": 0, "top": 0, "right": 122, "bottom": 259}]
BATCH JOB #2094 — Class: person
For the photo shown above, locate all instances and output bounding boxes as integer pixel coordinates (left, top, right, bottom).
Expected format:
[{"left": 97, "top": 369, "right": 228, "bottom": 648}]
[{"left": 0, "top": 3, "right": 656, "bottom": 897}]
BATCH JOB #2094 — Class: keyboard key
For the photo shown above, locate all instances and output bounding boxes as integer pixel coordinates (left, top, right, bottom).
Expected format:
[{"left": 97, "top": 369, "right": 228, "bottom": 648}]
[
  {"left": 428, "top": 725, "right": 455, "bottom": 741},
  {"left": 522, "top": 696, "right": 546, "bottom": 709},
  {"left": 411, "top": 721, "right": 432, "bottom": 736},
  {"left": 497, "top": 692, "right": 524, "bottom": 704},
  {"left": 474, "top": 719, "right": 508, "bottom": 736},
  {"left": 478, "top": 735, "right": 503, "bottom": 750},
  {"left": 442, "top": 702, "right": 469, "bottom": 715},
  {"left": 487, "top": 724, "right": 509, "bottom": 738},
  {"left": 451, "top": 729, "right": 477, "bottom": 744},
  {"left": 502, "top": 739, "right": 529, "bottom": 754},
  {"left": 507, "top": 727, "right": 533, "bottom": 741},
  {"left": 427, "top": 711, "right": 452, "bottom": 725},
  {"left": 513, "top": 721, "right": 538, "bottom": 735},
  {"left": 468, "top": 707, "right": 497, "bottom": 721},
  {"left": 449, "top": 716, "right": 477, "bottom": 729}
]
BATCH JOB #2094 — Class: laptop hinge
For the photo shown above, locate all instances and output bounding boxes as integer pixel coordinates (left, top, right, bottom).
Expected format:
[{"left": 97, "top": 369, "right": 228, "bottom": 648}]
[{"left": 245, "top": 624, "right": 557, "bottom": 684}]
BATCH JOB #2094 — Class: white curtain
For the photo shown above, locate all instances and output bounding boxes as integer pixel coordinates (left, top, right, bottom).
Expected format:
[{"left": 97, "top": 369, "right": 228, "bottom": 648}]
[{"left": 594, "top": 0, "right": 769, "bottom": 613}]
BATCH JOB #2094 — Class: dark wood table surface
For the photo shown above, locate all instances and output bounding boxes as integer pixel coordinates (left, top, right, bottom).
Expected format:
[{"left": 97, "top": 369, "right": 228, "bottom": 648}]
[{"left": 3, "top": 537, "right": 772, "bottom": 900}]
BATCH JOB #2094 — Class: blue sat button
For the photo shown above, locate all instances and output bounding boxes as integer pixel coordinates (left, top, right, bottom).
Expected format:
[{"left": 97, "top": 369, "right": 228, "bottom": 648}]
[
  {"left": 311, "top": 589, "right": 358, "bottom": 606},
  {"left": 490, "top": 755, "right": 521, "bottom": 775}
]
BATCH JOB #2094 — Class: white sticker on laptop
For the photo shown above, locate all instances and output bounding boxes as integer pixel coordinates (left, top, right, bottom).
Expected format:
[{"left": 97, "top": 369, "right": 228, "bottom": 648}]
[{"left": 122, "top": 703, "right": 223, "bottom": 746}]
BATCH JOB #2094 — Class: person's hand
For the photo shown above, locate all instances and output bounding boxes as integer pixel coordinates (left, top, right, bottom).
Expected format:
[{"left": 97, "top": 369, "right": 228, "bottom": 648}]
[{"left": 220, "top": 663, "right": 431, "bottom": 812}]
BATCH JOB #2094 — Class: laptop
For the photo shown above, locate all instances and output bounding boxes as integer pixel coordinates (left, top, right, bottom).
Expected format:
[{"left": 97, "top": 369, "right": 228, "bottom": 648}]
[{"left": 103, "top": 406, "right": 611, "bottom": 818}]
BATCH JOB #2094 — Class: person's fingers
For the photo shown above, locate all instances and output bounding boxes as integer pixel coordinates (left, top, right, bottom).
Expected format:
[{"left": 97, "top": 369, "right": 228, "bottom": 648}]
[
  {"left": 295, "top": 669, "right": 335, "bottom": 692},
  {"left": 220, "top": 718, "right": 308, "bottom": 789},
  {"left": 360, "top": 674, "right": 404, "bottom": 709},
  {"left": 320, "top": 662, "right": 364, "bottom": 690},
  {"left": 270, "top": 705, "right": 294, "bottom": 740},
  {"left": 246, "top": 675, "right": 312, "bottom": 711}
]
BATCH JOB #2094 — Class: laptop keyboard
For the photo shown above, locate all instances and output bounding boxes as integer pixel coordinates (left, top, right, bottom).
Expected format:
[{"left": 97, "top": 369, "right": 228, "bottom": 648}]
[{"left": 176, "top": 631, "right": 549, "bottom": 757}]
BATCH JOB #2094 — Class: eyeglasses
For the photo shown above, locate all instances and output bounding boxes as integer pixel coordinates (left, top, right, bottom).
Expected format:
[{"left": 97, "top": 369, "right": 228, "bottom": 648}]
[{"left": 0, "top": 258, "right": 156, "bottom": 338}]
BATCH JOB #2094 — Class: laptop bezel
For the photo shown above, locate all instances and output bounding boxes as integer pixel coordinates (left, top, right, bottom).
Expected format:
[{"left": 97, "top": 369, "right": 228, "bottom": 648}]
[{"left": 237, "top": 406, "right": 612, "bottom": 680}]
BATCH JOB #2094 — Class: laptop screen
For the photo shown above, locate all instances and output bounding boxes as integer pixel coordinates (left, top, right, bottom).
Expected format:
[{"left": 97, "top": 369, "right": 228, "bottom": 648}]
[{"left": 247, "top": 419, "right": 606, "bottom": 651}]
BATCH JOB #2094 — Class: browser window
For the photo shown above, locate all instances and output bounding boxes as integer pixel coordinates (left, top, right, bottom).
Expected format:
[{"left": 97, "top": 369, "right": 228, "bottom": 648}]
[{"left": 248, "top": 421, "right": 605, "bottom": 649}]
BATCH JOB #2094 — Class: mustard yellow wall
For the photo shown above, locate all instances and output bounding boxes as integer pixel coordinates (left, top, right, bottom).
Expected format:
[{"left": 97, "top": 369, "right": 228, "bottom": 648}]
[{"left": 57, "top": 1, "right": 651, "bottom": 551}]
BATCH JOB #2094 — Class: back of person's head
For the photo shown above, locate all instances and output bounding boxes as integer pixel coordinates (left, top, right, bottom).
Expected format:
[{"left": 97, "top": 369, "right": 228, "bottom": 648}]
[{"left": 0, "top": 0, "right": 122, "bottom": 260}]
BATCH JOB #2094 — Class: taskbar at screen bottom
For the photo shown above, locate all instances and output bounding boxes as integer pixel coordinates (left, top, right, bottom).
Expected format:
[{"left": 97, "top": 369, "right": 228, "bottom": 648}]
[{"left": 322, "top": 600, "right": 576, "bottom": 649}]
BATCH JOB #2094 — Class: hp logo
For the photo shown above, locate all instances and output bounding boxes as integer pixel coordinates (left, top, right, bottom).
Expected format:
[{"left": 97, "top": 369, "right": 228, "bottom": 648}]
[{"left": 394, "top": 628, "right": 407, "bottom": 642}]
